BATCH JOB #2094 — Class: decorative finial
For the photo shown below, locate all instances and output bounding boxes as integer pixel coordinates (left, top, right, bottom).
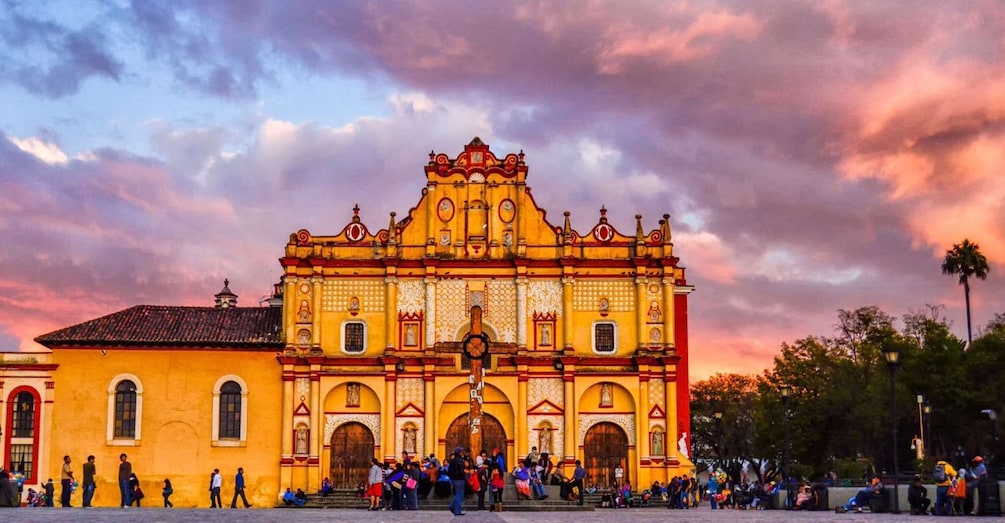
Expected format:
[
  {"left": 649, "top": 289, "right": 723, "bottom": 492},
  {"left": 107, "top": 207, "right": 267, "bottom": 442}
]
[{"left": 353, "top": 204, "right": 360, "bottom": 216}]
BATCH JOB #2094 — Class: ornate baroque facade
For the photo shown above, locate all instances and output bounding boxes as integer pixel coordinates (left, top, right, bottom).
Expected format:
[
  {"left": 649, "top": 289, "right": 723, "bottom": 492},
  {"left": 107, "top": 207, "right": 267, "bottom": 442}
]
[{"left": 278, "top": 138, "right": 695, "bottom": 491}]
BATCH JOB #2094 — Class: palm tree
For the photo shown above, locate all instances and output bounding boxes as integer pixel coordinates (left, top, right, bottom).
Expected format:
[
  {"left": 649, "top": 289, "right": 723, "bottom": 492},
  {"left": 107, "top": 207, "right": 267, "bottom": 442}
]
[{"left": 941, "top": 239, "right": 990, "bottom": 345}]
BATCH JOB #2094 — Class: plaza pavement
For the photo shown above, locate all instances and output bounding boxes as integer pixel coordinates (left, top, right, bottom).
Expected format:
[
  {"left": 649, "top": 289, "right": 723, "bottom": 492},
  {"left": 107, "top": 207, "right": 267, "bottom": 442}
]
[{"left": 0, "top": 506, "right": 967, "bottom": 522}]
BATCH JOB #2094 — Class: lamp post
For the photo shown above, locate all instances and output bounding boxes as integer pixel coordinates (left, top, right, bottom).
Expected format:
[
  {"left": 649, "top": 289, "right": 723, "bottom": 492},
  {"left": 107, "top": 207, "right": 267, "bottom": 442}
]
[
  {"left": 713, "top": 410, "right": 724, "bottom": 466},
  {"left": 883, "top": 345, "right": 902, "bottom": 514},
  {"left": 780, "top": 385, "right": 791, "bottom": 507},
  {"left": 923, "top": 402, "right": 932, "bottom": 457},
  {"left": 917, "top": 395, "right": 925, "bottom": 459}
]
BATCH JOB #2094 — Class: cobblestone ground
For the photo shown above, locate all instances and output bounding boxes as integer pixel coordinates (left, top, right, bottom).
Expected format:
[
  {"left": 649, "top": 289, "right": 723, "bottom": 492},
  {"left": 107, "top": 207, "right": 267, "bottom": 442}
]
[{"left": 0, "top": 506, "right": 960, "bottom": 523}]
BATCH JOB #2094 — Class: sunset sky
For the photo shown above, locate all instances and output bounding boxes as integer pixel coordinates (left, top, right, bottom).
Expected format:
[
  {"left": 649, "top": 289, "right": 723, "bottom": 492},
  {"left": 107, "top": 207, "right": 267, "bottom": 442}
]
[{"left": 2, "top": 1, "right": 1003, "bottom": 379}]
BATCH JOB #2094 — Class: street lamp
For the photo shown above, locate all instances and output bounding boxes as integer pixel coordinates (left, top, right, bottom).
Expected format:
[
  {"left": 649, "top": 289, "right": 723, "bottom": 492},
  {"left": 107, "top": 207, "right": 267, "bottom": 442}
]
[
  {"left": 883, "top": 345, "right": 902, "bottom": 514},
  {"left": 713, "top": 410, "right": 724, "bottom": 466},
  {"left": 923, "top": 402, "right": 932, "bottom": 457},
  {"left": 780, "top": 385, "right": 792, "bottom": 507}
]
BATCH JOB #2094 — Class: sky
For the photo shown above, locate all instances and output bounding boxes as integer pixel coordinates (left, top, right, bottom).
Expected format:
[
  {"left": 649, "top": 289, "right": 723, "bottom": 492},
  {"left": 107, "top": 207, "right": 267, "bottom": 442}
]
[{"left": 1, "top": 0, "right": 1003, "bottom": 380}]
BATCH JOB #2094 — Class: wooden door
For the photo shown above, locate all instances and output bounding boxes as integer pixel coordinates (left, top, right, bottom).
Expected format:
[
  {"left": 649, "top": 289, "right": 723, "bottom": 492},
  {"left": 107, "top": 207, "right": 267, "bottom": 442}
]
[
  {"left": 583, "top": 422, "right": 628, "bottom": 489},
  {"left": 330, "top": 422, "right": 375, "bottom": 488},
  {"left": 445, "top": 413, "right": 507, "bottom": 457}
]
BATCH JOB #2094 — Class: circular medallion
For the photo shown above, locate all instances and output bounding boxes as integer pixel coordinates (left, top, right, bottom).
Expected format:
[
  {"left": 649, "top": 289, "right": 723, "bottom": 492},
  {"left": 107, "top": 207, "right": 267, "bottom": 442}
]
[
  {"left": 595, "top": 223, "right": 614, "bottom": 242},
  {"left": 437, "top": 198, "right": 454, "bottom": 222},
  {"left": 499, "top": 199, "right": 516, "bottom": 223},
  {"left": 346, "top": 222, "right": 365, "bottom": 242},
  {"left": 299, "top": 283, "right": 311, "bottom": 294},
  {"left": 462, "top": 333, "right": 490, "bottom": 360}
]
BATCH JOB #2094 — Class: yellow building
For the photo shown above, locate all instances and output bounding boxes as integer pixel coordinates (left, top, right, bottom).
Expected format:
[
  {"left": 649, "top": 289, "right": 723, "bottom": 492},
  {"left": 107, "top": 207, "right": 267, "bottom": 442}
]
[{"left": 32, "top": 138, "right": 694, "bottom": 506}]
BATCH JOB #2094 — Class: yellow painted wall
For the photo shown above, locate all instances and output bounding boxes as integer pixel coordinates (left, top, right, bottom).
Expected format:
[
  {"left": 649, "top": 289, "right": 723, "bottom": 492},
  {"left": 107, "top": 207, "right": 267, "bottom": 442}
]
[{"left": 48, "top": 348, "right": 282, "bottom": 508}]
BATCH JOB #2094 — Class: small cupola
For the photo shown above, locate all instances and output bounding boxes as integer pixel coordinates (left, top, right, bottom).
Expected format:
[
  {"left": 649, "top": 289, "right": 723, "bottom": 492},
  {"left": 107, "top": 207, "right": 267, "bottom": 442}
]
[{"left": 214, "top": 279, "right": 238, "bottom": 308}]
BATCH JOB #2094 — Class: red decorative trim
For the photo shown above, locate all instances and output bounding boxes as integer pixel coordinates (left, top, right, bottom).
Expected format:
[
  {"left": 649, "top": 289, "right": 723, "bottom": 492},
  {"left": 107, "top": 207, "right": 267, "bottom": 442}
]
[
  {"left": 527, "top": 399, "right": 564, "bottom": 415},
  {"left": 6, "top": 386, "right": 41, "bottom": 482},
  {"left": 280, "top": 457, "right": 295, "bottom": 465},
  {"left": 293, "top": 402, "right": 310, "bottom": 416},
  {"left": 649, "top": 405, "right": 666, "bottom": 419},
  {"left": 395, "top": 402, "right": 425, "bottom": 417}
]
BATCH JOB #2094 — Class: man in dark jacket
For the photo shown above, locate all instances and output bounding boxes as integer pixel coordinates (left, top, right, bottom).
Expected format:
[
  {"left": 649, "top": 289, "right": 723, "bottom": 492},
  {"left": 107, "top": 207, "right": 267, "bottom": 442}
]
[
  {"left": 447, "top": 447, "right": 467, "bottom": 516},
  {"left": 908, "top": 474, "right": 931, "bottom": 515}
]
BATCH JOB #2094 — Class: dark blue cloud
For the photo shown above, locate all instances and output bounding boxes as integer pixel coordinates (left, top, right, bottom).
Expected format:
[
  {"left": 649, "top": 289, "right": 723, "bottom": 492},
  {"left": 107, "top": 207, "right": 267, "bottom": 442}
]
[{"left": 0, "top": 1, "right": 122, "bottom": 98}]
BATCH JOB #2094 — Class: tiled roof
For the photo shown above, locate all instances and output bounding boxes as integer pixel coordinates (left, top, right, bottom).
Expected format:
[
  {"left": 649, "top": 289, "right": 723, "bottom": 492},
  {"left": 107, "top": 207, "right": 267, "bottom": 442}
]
[{"left": 35, "top": 305, "right": 283, "bottom": 348}]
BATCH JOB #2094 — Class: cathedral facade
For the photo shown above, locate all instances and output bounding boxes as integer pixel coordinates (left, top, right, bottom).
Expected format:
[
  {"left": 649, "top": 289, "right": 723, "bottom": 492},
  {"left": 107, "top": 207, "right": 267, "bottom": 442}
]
[{"left": 30, "top": 139, "right": 694, "bottom": 506}]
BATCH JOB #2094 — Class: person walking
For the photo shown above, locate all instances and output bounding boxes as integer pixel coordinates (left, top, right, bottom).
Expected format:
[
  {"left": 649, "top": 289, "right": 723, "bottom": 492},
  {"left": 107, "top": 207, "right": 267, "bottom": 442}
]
[
  {"left": 118, "top": 453, "right": 132, "bottom": 508},
  {"left": 81, "top": 455, "right": 96, "bottom": 508},
  {"left": 163, "top": 478, "right": 174, "bottom": 507},
  {"left": 447, "top": 447, "right": 467, "bottom": 516},
  {"left": 59, "top": 455, "right": 74, "bottom": 507},
  {"left": 210, "top": 468, "right": 223, "bottom": 507},
  {"left": 230, "top": 467, "right": 251, "bottom": 508}
]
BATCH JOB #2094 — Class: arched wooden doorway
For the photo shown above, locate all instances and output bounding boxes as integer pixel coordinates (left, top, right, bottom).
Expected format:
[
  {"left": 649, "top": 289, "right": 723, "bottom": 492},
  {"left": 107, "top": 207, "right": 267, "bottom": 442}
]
[
  {"left": 583, "top": 422, "right": 628, "bottom": 489},
  {"left": 445, "top": 413, "right": 506, "bottom": 457},
  {"left": 330, "top": 422, "right": 374, "bottom": 488}
]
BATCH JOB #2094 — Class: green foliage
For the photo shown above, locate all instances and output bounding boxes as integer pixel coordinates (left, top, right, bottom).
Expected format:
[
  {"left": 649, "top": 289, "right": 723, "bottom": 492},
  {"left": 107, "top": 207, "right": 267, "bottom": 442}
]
[{"left": 691, "top": 303, "right": 1005, "bottom": 479}]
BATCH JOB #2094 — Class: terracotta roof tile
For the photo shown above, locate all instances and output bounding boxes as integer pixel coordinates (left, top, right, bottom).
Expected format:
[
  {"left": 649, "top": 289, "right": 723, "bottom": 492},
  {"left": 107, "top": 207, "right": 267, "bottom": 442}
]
[{"left": 35, "top": 305, "right": 283, "bottom": 348}]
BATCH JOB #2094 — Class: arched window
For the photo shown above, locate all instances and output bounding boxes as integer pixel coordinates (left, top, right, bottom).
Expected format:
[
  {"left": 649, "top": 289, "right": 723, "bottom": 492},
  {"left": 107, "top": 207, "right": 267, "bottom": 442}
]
[
  {"left": 212, "top": 375, "right": 248, "bottom": 446},
  {"left": 106, "top": 374, "right": 143, "bottom": 445},
  {"left": 12, "top": 392, "right": 35, "bottom": 438},
  {"left": 114, "top": 380, "right": 137, "bottom": 439},
  {"left": 219, "top": 381, "right": 242, "bottom": 439}
]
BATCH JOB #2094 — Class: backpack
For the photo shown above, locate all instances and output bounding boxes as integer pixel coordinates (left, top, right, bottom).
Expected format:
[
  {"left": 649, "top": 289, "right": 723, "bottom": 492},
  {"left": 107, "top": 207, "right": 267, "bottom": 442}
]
[{"left": 933, "top": 464, "right": 946, "bottom": 483}]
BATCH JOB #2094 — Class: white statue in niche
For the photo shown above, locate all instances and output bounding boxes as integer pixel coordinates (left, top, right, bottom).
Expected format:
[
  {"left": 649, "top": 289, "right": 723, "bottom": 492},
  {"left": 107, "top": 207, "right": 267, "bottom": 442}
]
[
  {"left": 538, "top": 426, "right": 553, "bottom": 455},
  {"left": 599, "top": 383, "right": 613, "bottom": 407},
  {"left": 403, "top": 427, "right": 417, "bottom": 454},
  {"left": 678, "top": 432, "right": 689, "bottom": 459},
  {"left": 346, "top": 383, "right": 360, "bottom": 407},
  {"left": 295, "top": 426, "right": 308, "bottom": 455},
  {"left": 652, "top": 430, "right": 664, "bottom": 456}
]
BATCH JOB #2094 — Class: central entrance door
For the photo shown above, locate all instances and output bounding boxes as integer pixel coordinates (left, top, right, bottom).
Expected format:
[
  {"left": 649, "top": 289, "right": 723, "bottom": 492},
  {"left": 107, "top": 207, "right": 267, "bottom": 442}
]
[
  {"left": 330, "top": 422, "right": 375, "bottom": 488},
  {"left": 445, "top": 413, "right": 506, "bottom": 457},
  {"left": 583, "top": 422, "right": 628, "bottom": 489}
]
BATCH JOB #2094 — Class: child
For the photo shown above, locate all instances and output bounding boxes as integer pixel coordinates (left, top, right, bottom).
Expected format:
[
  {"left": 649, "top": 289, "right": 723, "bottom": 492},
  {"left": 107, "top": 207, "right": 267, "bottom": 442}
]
[{"left": 163, "top": 478, "right": 174, "bottom": 508}]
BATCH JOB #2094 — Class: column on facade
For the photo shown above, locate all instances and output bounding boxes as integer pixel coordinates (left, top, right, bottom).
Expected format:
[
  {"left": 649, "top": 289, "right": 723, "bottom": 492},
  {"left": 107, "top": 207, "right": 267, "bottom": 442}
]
[
  {"left": 635, "top": 276, "right": 647, "bottom": 349},
  {"left": 637, "top": 372, "right": 651, "bottom": 486},
  {"left": 423, "top": 365, "right": 436, "bottom": 457},
  {"left": 308, "top": 369, "right": 322, "bottom": 487},
  {"left": 561, "top": 277, "right": 574, "bottom": 350},
  {"left": 281, "top": 372, "right": 295, "bottom": 486},
  {"left": 516, "top": 367, "right": 529, "bottom": 460},
  {"left": 424, "top": 278, "right": 436, "bottom": 347},
  {"left": 662, "top": 277, "right": 676, "bottom": 349},
  {"left": 311, "top": 276, "right": 323, "bottom": 347},
  {"left": 385, "top": 276, "right": 398, "bottom": 349},
  {"left": 383, "top": 372, "right": 397, "bottom": 462},
  {"left": 515, "top": 277, "right": 528, "bottom": 348},
  {"left": 562, "top": 368, "right": 576, "bottom": 463},
  {"left": 664, "top": 370, "right": 679, "bottom": 462},
  {"left": 285, "top": 277, "right": 298, "bottom": 342},
  {"left": 425, "top": 185, "right": 436, "bottom": 257}
]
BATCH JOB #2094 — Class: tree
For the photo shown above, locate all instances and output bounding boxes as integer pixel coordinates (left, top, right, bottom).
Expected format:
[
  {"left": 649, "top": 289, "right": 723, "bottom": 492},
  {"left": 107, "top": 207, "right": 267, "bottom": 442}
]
[{"left": 942, "top": 239, "right": 990, "bottom": 345}]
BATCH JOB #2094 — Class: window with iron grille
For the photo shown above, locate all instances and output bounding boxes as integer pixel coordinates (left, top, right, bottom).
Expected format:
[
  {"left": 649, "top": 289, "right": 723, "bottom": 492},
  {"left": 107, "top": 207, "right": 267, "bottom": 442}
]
[
  {"left": 114, "top": 380, "right": 137, "bottom": 438},
  {"left": 344, "top": 322, "right": 365, "bottom": 353},
  {"left": 219, "top": 381, "right": 242, "bottom": 439},
  {"left": 12, "top": 392, "right": 35, "bottom": 438},
  {"left": 594, "top": 323, "right": 616, "bottom": 353}
]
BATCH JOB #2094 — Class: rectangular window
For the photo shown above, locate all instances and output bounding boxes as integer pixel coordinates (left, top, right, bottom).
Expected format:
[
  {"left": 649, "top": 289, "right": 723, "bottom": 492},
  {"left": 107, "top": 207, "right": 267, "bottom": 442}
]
[
  {"left": 344, "top": 322, "right": 365, "bottom": 353},
  {"left": 9, "top": 444, "right": 33, "bottom": 481},
  {"left": 594, "top": 323, "right": 616, "bottom": 353},
  {"left": 12, "top": 394, "right": 34, "bottom": 438},
  {"left": 114, "top": 392, "right": 137, "bottom": 438},
  {"left": 219, "top": 383, "right": 242, "bottom": 440}
]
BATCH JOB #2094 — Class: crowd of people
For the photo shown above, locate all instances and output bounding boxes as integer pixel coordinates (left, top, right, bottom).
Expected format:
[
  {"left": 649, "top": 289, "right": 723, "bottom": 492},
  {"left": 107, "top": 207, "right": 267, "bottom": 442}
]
[{"left": 361, "top": 446, "right": 589, "bottom": 514}]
